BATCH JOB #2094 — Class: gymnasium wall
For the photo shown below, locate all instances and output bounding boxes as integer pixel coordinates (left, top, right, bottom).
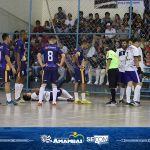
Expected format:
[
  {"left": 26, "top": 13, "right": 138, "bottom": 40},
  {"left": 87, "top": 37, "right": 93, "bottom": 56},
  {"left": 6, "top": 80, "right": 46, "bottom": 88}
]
[{"left": 42, "top": 0, "right": 145, "bottom": 24}]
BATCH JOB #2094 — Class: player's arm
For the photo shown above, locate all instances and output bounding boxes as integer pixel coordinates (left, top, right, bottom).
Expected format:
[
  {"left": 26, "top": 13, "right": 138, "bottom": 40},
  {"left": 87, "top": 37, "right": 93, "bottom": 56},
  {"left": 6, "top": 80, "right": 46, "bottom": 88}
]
[
  {"left": 106, "top": 51, "right": 112, "bottom": 72},
  {"left": 58, "top": 53, "right": 65, "bottom": 67},
  {"left": 5, "top": 55, "right": 16, "bottom": 74},
  {"left": 37, "top": 52, "right": 46, "bottom": 68},
  {"left": 74, "top": 52, "right": 80, "bottom": 67}
]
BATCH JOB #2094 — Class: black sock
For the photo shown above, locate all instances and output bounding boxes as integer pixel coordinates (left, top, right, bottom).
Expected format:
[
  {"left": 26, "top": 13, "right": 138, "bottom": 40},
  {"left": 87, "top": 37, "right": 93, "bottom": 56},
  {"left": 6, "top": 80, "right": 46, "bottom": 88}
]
[{"left": 110, "top": 89, "right": 116, "bottom": 102}]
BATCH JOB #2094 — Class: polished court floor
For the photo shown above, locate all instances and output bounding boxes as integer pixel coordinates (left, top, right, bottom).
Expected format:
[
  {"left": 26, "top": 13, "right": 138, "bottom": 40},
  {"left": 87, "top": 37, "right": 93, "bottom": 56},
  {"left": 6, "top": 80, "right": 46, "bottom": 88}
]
[{"left": 0, "top": 91, "right": 150, "bottom": 127}]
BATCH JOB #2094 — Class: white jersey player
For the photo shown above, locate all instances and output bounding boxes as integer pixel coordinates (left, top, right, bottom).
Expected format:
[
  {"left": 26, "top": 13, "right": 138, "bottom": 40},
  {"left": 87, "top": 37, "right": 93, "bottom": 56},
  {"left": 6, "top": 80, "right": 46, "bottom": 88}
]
[
  {"left": 116, "top": 40, "right": 128, "bottom": 103},
  {"left": 125, "top": 38, "right": 141, "bottom": 106}
]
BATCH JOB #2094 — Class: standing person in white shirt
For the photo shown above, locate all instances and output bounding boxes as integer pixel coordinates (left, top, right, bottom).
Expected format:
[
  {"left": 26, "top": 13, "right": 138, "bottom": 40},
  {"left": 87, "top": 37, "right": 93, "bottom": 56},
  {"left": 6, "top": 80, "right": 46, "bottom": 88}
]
[
  {"left": 125, "top": 38, "right": 141, "bottom": 106},
  {"left": 105, "top": 23, "right": 116, "bottom": 39},
  {"left": 65, "top": 13, "right": 75, "bottom": 29},
  {"left": 116, "top": 39, "right": 128, "bottom": 103}
]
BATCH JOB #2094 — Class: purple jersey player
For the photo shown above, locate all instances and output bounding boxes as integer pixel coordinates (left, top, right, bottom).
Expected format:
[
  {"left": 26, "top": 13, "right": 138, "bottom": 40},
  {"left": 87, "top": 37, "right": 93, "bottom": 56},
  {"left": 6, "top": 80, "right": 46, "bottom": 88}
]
[
  {"left": 14, "top": 30, "right": 28, "bottom": 103},
  {"left": 37, "top": 36, "right": 65, "bottom": 106},
  {"left": 73, "top": 40, "right": 92, "bottom": 104},
  {"left": 0, "top": 33, "right": 17, "bottom": 105}
]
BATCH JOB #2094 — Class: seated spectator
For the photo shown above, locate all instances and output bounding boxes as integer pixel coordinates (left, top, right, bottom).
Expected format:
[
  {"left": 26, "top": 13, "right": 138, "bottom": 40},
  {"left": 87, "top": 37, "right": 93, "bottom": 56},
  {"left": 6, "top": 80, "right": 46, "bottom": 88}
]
[
  {"left": 33, "top": 20, "right": 44, "bottom": 33},
  {"left": 126, "top": 6, "right": 137, "bottom": 22},
  {"left": 65, "top": 13, "right": 75, "bottom": 28},
  {"left": 102, "top": 12, "right": 112, "bottom": 26},
  {"left": 145, "top": 40, "right": 150, "bottom": 52},
  {"left": 145, "top": 52, "right": 150, "bottom": 66},
  {"left": 117, "top": 24, "right": 129, "bottom": 40},
  {"left": 113, "top": 14, "right": 122, "bottom": 30},
  {"left": 122, "top": 14, "right": 129, "bottom": 29},
  {"left": 105, "top": 23, "right": 116, "bottom": 39},
  {"left": 143, "top": 10, "right": 150, "bottom": 26},
  {"left": 133, "top": 14, "right": 142, "bottom": 30},
  {"left": 94, "top": 13, "right": 101, "bottom": 27},
  {"left": 43, "top": 20, "right": 52, "bottom": 32},
  {"left": 54, "top": 7, "right": 66, "bottom": 22}
]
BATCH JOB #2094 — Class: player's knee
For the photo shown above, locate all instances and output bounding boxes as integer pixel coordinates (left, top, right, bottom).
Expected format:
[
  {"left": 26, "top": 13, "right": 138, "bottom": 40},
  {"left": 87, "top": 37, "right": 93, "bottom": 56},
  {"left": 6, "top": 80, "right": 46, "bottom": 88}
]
[
  {"left": 52, "top": 84, "right": 57, "bottom": 88},
  {"left": 127, "top": 82, "right": 133, "bottom": 87},
  {"left": 41, "top": 84, "right": 46, "bottom": 88},
  {"left": 136, "top": 84, "right": 141, "bottom": 90}
]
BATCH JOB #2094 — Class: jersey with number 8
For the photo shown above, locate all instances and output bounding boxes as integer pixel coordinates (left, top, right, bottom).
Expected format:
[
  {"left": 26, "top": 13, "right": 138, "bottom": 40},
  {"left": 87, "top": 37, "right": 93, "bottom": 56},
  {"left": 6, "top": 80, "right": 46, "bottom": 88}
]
[{"left": 41, "top": 44, "right": 63, "bottom": 68}]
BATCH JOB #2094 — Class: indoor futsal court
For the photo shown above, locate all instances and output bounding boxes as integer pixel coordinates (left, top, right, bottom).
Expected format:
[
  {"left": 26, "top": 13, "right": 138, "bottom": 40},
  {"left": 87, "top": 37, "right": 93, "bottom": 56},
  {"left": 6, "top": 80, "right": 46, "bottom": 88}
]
[{"left": 0, "top": 89, "right": 150, "bottom": 127}]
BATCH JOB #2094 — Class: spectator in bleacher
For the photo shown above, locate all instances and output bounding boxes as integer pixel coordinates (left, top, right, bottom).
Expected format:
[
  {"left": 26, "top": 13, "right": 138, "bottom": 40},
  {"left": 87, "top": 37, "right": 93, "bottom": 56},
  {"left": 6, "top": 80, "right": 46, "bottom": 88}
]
[
  {"left": 145, "top": 52, "right": 150, "bottom": 66},
  {"left": 102, "top": 12, "right": 112, "bottom": 26},
  {"left": 43, "top": 20, "right": 52, "bottom": 33},
  {"left": 117, "top": 24, "right": 129, "bottom": 40},
  {"left": 33, "top": 20, "right": 44, "bottom": 33},
  {"left": 54, "top": 7, "right": 66, "bottom": 22},
  {"left": 145, "top": 40, "right": 150, "bottom": 52},
  {"left": 112, "top": 14, "right": 122, "bottom": 30},
  {"left": 105, "top": 23, "right": 116, "bottom": 39},
  {"left": 126, "top": 6, "right": 137, "bottom": 22},
  {"left": 133, "top": 14, "right": 142, "bottom": 30},
  {"left": 94, "top": 13, "right": 101, "bottom": 27},
  {"left": 143, "top": 10, "right": 150, "bottom": 25},
  {"left": 65, "top": 13, "right": 75, "bottom": 29},
  {"left": 88, "top": 13, "right": 95, "bottom": 32},
  {"left": 122, "top": 13, "right": 129, "bottom": 30}
]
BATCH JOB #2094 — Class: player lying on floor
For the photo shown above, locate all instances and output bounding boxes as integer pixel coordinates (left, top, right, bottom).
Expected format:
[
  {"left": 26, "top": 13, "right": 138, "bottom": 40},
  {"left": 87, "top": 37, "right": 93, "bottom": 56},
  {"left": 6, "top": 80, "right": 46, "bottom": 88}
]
[{"left": 22, "top": 88, "right": 74, "bottom": 102}]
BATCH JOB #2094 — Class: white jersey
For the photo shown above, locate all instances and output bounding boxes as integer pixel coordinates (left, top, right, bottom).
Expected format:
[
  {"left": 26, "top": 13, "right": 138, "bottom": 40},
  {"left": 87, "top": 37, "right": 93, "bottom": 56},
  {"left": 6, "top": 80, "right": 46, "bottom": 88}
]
[
  {"left": 31, "top": 91, "right": 51, "bottom": 101},
  {"left": 125, "top": 45, "right": 139, "bottom": 71},
  {"left": 138, "top": 47, "right": 144, "bottom": 72},
  {"left": 116, "top": 48, "right": 126, "bottom": 72}
]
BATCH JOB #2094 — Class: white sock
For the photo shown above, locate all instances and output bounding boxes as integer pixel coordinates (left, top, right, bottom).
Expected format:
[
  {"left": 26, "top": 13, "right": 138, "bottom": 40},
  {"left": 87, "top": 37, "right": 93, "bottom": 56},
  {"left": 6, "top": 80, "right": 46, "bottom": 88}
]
[
  {"left": 52, "top": 87, "right": 57, "bottom": 103},
  {"left": 62, "top": 89, "right": 73, "bottom": 99},
  {"left": 6, "top": 93, "right": 11, "bottom": 102},
  {"left": 120, "top": 88, "right": 125, "bottom": 100},
  {"left": 95, "top": 69, "right": 100, "bottom": 83},
  {"left": 39, "top": 86, "right": 45, "bottom": 103},
  {"left": 88, "top": 68, "right": 92, "bottom": 83},
  {"left": 74, "top": 92, "right": 79, "bottom": 100},
  {"left": 99, "top": 69, "right": 105, "bottom": 84},
  {"left": 81, "top": 93, "right": 86, "bottom": 101},
  {"left": 57, "top": 97, "right": 68, "bottom": 101},
  {"left": 126, "top": 86, "right": 131, "bottom": 103},
  {"left": 19, "top": 84, "right": 24, "bottom": 98},
  {"left": 133, "top": 85, "right": 141, "bottom": 102},
  {"left": 15, "top": 83, "right": 20, "bottom": 100}
]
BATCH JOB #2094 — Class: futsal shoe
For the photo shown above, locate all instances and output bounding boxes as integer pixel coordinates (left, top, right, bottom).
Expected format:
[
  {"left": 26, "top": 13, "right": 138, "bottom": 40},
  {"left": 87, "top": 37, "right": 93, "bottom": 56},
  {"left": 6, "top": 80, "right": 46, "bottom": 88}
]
[
  {"left": 37, "top": 102, "right": 43, "bottom": 106},
  {"left": 87, "top": 81, "right": 92, "bottom": 85},
  {"left": 6, "top": 100, "right": 18, "bottom": 106},
  {"left": 94, "top": 81, "right": 98, "bottom": 85},
  {"left": 16, "top": 97, "right": 25, "bottom": 103},
  {"left": 74, "top": 99, "right": 81, "bottom": 104},
  {"left": 106, "top": 100, "right": 117, "bottom": 106},
  {"left": 130, "top": 101, "right": 140, "bottom": 107},
  {"left": 81, "top": 99, "right": 92, "bottom": 104},
  {"left": 67, "top": 98, "right": 74, "bottom": 102}
]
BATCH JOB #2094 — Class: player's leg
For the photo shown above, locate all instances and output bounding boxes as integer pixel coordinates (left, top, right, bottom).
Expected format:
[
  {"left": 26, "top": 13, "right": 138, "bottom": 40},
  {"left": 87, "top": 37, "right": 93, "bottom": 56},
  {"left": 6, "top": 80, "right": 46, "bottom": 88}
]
[
  {"left": 132, "top": 70, "right": 142, "bottom": 106},
  {"left": 61, "top": 88, "right": 73, "bottom": 99},
  {"left": 74, "top": 67, "right": 81, "bottom": 103},
  {"left": 94, "top": 68, "right": 100, "bottom": 85},
  {"left": 99, "top": 69, "right": 106, "bottom": 85},
  {"left": 80, "top": 69, "right": 91, "bottom": 104},
  {"left": 52, "top": 83, "right": 57, "bottom": 105},
  {"left": 106, "top": 69, "right": 118, "bottom": 106},
  {"left": 4, "top": 70, "right": 18, "bottom": 105},
  {"left": 87, "top": 66, "right": 92, "bottom": 84},
  {"left": 38, "top": 84, "right": 47, "bottom": 106}
]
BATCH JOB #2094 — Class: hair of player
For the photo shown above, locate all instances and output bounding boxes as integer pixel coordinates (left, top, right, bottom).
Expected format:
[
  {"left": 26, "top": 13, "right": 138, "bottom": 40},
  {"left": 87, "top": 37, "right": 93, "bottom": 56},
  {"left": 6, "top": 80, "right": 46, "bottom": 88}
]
[
  {"left": 2, "top": 33, "right": 9, "bottom": 41},
  {"left": 121, "top": 39, "right": 128, "bottom": 43},
  {"left": 23, "top": 94, "right": 31, "bottom": 101},
  {"left": 132, "top": 38, "right": 141, "bottom": 43},
  {"left": 81, "top": 40, "right": 88, "bottom": 45},
  {"left": 20, "top": 30, "right": 26, "bottom": 37}
]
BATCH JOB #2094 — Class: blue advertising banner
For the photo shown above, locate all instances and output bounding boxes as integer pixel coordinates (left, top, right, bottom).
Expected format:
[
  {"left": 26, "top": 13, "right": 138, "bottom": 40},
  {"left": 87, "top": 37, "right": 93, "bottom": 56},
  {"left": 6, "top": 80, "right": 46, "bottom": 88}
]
[{"left": 0, "top": 128, "right": 150, "bottom": 150}]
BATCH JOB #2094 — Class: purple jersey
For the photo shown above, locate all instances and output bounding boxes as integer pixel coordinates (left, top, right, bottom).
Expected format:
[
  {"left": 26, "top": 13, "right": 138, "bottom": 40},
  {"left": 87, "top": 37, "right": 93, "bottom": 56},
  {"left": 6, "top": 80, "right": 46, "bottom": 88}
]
[
  {"left": 75, "top": 47, "right": 84, "bottom": 66},
  {"left": 0, "top": 43, "right": 10, "bottom": 70},
  {"left": 15, "top": 39, "right": 26, "bottom": 63},
  {"left": 41, "top": 44, "right": 63, "bottom": 68}
]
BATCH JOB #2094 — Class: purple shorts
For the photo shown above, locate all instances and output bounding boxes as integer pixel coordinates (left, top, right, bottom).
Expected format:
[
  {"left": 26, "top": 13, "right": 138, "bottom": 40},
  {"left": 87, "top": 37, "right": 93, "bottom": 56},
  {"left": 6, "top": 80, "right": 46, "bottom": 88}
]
[
  {"left": 125, "top": 70, "right": 141, "bottom": 83},
  {"left": 42, "top": 67, "right": 58, "bottom": 84},
  {"left": 118, "top": 72, "right": 126, "bottom": 84}
]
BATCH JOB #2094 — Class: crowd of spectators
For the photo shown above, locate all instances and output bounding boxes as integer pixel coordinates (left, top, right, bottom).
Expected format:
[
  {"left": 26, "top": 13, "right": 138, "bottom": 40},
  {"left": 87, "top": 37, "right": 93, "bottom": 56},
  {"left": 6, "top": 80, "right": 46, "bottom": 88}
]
[{"left": 10, "top": 6, "right": 150, "bottom": 85}]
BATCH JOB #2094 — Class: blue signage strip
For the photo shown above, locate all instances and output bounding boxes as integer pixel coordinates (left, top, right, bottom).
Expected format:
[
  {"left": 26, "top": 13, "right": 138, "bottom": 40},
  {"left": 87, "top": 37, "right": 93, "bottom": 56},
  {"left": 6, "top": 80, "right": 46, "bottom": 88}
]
[{"left": 0, "top": 128, "right": 150, "bottom": 150}]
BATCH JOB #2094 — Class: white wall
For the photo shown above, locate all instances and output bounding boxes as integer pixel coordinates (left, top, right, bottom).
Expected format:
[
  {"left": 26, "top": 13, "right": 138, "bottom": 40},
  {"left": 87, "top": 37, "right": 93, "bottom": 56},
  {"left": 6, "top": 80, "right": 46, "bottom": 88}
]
[
  {"left": 0, "top": 0, "right": 43, "bottom": 33},
  {"left": 42, "top": 0, "right": 145, "bottom": 23}
]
